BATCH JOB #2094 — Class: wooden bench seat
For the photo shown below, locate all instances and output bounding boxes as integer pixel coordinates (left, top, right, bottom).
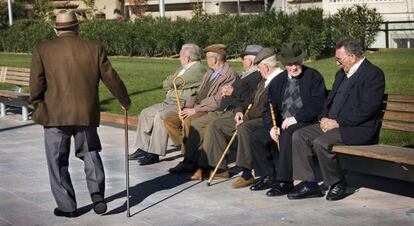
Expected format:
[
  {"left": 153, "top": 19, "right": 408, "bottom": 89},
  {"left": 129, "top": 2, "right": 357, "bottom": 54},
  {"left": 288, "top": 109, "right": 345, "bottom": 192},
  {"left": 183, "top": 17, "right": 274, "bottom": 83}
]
[
  {"left": 0, "top": 66, "right": 31, "bottom": 121},
  {"left": 332, "top": 94, "right": 414, "bottom": 182}
]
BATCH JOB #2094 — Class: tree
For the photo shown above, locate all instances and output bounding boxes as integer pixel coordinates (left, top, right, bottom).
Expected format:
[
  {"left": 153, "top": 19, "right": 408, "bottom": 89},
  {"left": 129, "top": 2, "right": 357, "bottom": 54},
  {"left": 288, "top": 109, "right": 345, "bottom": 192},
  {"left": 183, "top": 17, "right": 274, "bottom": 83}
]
[{"left": 0, "top": 0, "right": 27, "bottom": 28}]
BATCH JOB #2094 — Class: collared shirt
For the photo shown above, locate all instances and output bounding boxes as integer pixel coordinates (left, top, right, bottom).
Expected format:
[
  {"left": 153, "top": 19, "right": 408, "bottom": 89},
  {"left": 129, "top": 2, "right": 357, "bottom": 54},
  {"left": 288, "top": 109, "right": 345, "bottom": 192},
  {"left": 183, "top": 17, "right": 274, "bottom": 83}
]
[
  {"left": 346, "top": 57, "right": 365, "bottom": 78},
  {"left": 240, "top": 67, "right": 258, "bottom": 79},
  {"left": 265, "top": 67, "right": 284, "bottom": 88},
  {"left": 209, "top": 66, "right": 224, "bottom": 81},
  {"left": 177, "top": 61, "right": 197, "bottom": 76}
]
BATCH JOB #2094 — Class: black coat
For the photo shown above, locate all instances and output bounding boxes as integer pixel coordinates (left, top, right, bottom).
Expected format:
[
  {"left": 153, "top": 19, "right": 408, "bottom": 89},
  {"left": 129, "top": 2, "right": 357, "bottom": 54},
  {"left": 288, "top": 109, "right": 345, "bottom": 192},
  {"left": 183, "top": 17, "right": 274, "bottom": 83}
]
[
  {"left": 320, "top": 59, "right": 385, "bottom": 145},
  {"left": 263, "top": 66, "right": 327, "bottom": 129}
]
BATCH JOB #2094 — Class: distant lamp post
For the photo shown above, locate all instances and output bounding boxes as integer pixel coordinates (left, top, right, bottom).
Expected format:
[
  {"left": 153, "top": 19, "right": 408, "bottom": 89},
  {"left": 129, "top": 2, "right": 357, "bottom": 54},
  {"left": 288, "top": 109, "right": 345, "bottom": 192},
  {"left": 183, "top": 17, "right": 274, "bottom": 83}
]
[
  {"left": 159, "top": 0, "right": 165, "bottom": 18},
  {"left": 7, "top": 0, "right": 13, "bottom": 26}
]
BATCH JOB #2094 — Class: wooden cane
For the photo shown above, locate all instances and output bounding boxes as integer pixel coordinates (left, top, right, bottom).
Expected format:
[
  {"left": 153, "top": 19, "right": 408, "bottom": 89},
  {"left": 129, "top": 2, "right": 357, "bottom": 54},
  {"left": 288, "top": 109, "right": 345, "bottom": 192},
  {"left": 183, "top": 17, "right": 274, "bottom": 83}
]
[
  {"left": 269, "top": 101, "right": 280, "bottom": 151},
  {"left": 124, "top": 110, "right": 130, "bottom": 217},
  {"left": 173, "top": 76, "right": 186, "bottom": 120},
  {"left": 207, "top": 104, "right": 253, "bottom": 186}
]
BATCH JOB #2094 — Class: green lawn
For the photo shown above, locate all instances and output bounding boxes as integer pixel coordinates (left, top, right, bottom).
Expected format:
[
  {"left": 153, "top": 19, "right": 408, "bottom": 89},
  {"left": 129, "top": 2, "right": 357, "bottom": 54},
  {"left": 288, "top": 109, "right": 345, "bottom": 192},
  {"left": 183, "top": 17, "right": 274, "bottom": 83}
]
[{"left": 1, "top": 49, "right": 413, "bottom": 145}]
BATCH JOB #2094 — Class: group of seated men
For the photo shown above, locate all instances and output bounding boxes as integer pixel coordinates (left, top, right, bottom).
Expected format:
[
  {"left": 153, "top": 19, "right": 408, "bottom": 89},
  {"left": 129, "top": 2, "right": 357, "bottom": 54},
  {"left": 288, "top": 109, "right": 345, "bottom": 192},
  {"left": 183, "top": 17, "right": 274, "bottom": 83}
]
[{"left": 128, "top": 38, "right": 385, "bottom": 201}]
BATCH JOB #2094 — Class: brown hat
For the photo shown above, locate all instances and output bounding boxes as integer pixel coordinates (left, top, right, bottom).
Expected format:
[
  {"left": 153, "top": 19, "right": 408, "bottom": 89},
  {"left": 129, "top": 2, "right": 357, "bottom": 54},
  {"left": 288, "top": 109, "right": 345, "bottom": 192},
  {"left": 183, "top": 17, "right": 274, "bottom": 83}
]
[
  {"left": 278, "top": 42, "right": 305, "bottom": 64},
  {"left": 253, "top": 48, "right": 276, "bottom": 65},
  {"left": 54, "top": 10, "right": 79, "bottom": 30},
  {"left": 203, "top": 44, "right": 227, "bottom": 55}
]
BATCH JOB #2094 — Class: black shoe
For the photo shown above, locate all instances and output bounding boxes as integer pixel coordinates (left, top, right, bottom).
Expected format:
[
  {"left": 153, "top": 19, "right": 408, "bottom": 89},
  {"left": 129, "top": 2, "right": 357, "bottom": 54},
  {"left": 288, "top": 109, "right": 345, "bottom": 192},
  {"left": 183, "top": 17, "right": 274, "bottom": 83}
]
[
  {"left": 92, "top": 194, "right": 107, "bottom": 214},
  {"left": 168, "top": 161, "right": 196, "bottom": 173},
  {"left": 53, "top": 208, "right": 77, "bottom": 218},
  {"left": 287, "top": 185, "right": 324, "bottom": 200},
  {"left": 266, "top": 181, "right": 294, "bottom": 197},
  {"left": 250, "top": 176, "right": 276, "bottom": 191},
  {"left": 326, "top": 180, "right": 348, "bottom": 201},
  {"left": 129, "top": 149, "right": 147, "bottom": 160},
  {"left": 139, "top": 153, "right": 159, "bottom": 165}
]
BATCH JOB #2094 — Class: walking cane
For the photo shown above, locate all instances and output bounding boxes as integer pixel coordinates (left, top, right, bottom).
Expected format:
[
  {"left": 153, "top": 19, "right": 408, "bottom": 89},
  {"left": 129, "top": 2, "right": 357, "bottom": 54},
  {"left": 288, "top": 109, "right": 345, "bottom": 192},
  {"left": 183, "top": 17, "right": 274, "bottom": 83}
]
[
  {"left": 124, "top": 109, "right": 130, "bottom": 217},
  {"left": 269, "top": 101, "right": 280, "bottom": 151},
  {"left": 207, "top": 104, "right": 253, "bottom": 186},
  {"left": 173, "top": 76, "right": 186, "bottom": 120}
]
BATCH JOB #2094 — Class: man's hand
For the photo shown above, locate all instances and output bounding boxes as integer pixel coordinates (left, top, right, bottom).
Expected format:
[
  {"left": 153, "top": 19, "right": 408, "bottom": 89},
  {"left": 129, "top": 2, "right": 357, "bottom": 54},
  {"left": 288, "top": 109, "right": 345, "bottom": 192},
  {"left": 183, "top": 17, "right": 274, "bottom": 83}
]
[
  {"left": 122, "top": 103, "right": 130, "bottom": 111},
  {"left": 281, "top": 117, "right": 297, "bottom": 130},
  {"left": 221, "top": 85, "right": 234, "bottom": 97},
  {"left": 269, "top": 126, "right": 280, "bottom": 142},
  {"left": 234, "top": 112, "right": 244, "bottom": 127},
  {"left": 179, "top": 108, "right": 196, "bottom": 119},
  {"left": 319, "top": 117, "right": 339, "bottom": 133}
]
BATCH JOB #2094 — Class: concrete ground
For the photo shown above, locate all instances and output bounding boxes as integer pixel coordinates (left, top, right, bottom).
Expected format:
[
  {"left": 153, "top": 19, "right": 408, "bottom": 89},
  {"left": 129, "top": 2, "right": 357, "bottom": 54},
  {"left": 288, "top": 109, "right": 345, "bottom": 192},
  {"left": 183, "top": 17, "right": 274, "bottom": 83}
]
[{"left": 0, "top": 114, "right": 413, "bottom": 226}]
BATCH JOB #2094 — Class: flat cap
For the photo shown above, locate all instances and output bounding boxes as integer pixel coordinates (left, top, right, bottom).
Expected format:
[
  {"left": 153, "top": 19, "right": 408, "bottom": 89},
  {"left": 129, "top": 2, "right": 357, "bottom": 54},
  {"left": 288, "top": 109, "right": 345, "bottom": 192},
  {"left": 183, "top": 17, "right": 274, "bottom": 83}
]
[
  {"left": 203, "top": 44, "right": 227, "bottom": 55},
  {"left": 54, "top": 10, "right": 79, "bottom": 29},
  {"left": 253, "top": 48, "right": 276, "bottom": 65},
  {"left": 242, "top": 44, "right": 263, "bottom": 57}
]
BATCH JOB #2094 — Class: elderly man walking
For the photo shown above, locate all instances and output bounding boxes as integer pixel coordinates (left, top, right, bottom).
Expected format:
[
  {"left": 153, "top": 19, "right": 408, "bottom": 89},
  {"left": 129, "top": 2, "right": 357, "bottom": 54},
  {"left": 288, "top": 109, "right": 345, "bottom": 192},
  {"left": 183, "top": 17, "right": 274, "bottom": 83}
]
[
  {"left": 288, "top": 38, "right": 385, "bottom": 201},
  {"left": 29, "top": 11, "right": 131, "bottom": 217},
  {"left": 129, "top": 44, "right": 206, "bottom": 165},
  {"left": 165, "top": 44, "right": 238, "bottom": 171}
]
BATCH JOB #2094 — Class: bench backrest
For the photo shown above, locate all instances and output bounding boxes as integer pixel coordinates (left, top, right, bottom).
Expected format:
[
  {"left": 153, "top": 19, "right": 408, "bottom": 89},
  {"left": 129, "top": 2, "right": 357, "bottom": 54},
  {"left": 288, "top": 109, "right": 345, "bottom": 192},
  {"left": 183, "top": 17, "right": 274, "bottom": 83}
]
[
  {"left": 0, "top": 66, "right": 30, "bottom": 92},
  {"left": 382, "top": 94, "right": 414, "bottom": 133}
]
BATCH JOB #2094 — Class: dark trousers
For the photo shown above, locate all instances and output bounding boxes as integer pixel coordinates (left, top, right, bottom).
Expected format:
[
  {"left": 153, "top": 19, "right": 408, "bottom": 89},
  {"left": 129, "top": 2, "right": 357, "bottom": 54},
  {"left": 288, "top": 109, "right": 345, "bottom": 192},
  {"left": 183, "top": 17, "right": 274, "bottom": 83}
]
[
  {"left": 250, "top": 127, "right": 274, "bottom": 177},
  {"left": 292, "top": 124, "right": 344, "bottom": 186},
  {"left": 44, "top": 126, "right": 104, "bottom": 212}
]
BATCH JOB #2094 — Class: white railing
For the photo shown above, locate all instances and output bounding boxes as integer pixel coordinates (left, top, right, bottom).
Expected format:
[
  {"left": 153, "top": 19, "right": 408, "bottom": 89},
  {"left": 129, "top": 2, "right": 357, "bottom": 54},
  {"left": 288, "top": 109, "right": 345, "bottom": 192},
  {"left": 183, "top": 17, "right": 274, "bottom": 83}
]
[{"left": 329, "top": 0, "right": 402, "bottom": 3}]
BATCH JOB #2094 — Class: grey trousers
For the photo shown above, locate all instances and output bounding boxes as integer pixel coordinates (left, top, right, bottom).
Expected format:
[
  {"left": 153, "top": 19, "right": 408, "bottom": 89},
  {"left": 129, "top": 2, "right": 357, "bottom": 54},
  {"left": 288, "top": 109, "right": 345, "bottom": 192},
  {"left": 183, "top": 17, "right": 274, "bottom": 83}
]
[
  {"left": 292, "top": 124, "right": 344, "bottom": 186},
  {"left": 134, "top": 102, "right": 177, "bottom": 156},
  {"left": 205, "top": 117, "right": 263, "bottom": 170},
  {"left": 44, "top": 126, "right": 104, "bottom": 212}
]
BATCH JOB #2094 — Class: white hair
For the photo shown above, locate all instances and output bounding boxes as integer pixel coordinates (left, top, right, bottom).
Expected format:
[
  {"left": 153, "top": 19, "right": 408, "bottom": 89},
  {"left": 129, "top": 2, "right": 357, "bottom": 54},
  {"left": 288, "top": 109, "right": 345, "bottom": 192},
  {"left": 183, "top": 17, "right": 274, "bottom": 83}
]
[
  {"left": 181, "top": 43, "right": 201, "bottom": 61},
  {"left": 260, "top": 55, "right": 277, "bottom": 68}
]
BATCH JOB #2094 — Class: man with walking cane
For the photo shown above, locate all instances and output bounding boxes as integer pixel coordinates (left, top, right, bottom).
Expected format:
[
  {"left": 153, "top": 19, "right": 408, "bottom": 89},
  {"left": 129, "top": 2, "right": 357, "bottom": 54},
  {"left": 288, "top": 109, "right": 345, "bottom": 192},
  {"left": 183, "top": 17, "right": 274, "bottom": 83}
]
[{"left": 29, "top": 10, "right": 131, "bottom": 217}]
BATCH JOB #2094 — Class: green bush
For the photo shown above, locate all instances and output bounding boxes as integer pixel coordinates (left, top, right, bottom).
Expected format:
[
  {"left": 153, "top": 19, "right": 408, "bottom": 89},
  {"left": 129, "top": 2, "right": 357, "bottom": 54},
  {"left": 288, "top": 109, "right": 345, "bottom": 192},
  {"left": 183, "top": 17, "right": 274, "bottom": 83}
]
[{"left": 0, "top": 6, "right": 382, "bottom": 59}]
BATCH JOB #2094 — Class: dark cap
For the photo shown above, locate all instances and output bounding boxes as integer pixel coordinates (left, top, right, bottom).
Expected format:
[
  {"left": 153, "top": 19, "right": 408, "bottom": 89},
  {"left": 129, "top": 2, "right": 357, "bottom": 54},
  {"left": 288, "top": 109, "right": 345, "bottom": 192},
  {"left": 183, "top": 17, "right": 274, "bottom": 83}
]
[
  {"left": 277, "top": 42, "right": 305, "bottom": 64},
  {"left": 242, "top": 44, "right": 263, "bottom": 57},
  {"left": 203, "top": 44, "right": 227, "bottom": 55},
  {"left": 253, "top": 48, "right": 276, "bottom": 65},
  {"left": 54, "top": 10, "right": 79, "bottom": 29}
]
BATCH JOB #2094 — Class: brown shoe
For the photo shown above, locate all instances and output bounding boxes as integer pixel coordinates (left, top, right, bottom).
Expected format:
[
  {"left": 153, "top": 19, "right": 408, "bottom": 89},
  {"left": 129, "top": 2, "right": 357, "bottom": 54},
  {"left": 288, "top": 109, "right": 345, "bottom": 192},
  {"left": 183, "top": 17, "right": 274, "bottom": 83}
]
[
  {"left": 210, "top": 170, "right": 230, "bottom": 180},
  {"left": 232, "top": 177, "right": 256, "bottom": 189},
  {"left": 189, "top": 168, "right": 208, "bottom": 180},
  {"left": 168, "top": 161, "right": 196, "bottom": 173}
]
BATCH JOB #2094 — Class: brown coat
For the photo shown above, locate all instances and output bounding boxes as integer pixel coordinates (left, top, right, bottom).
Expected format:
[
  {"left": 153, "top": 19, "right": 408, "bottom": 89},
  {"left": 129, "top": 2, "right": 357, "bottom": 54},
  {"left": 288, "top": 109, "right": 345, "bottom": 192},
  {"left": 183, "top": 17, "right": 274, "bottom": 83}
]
[
  {"left": 29, "top": 32, "right": 131, "bottom": 126},
  {"left": 185, "top": 62, "right": 237, "bottom": 112}
]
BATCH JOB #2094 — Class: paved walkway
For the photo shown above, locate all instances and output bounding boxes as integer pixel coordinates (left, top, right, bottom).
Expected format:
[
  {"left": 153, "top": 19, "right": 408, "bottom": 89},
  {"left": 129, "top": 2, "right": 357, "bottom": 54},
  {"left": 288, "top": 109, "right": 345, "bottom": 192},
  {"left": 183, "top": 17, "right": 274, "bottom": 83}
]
[{"left": 0, "top": 115, "right": 413, "bottom": 226}]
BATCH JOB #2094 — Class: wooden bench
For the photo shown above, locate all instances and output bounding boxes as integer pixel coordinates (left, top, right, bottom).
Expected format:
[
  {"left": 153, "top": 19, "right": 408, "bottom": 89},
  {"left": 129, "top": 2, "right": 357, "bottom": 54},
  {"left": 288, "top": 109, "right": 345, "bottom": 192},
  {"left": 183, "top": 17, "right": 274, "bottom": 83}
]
[
  {"left": 333, "top": 94, "right": 414, "bottom": 182},
  {"left": 0, "top": 66, "right": 31, "bottom": 121}
]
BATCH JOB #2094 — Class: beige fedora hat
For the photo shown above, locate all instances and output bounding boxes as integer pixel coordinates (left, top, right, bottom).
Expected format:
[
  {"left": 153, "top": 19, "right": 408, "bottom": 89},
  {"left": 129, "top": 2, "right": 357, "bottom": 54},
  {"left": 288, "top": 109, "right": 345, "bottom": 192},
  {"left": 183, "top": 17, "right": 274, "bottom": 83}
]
[{"left": 53, "top": 10, "right": 79, "bottom": 29}]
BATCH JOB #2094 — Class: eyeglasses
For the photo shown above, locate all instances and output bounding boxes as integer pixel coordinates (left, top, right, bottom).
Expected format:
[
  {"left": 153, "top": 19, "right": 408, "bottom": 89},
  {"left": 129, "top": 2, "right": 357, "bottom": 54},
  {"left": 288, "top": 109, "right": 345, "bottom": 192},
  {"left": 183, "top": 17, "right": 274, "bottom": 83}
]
[{"left": 335, "top": 55, "right": 350, "bottom": 64}]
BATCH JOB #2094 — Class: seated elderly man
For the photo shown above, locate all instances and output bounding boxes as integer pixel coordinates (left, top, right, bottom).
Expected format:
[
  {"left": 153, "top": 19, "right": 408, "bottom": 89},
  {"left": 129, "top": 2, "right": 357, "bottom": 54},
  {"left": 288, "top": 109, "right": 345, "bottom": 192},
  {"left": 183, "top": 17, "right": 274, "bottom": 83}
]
[
  {"left": 168, "top": 45, "right": 264, "bottom": 179},
  {"left": 289, "top": 38, "right": 385, "bottom": 201},
  {"left": 129, "top": 43, "right": 206, "bottom": 165},
  {"left": 249, "top": 42, "right": 327, "bottom": 197},
  {"left": 164, "top": 44, "right": 238, "bottom": 169},
  {"left": 203, "top": 48, "right": 284, "bottom": 187}
]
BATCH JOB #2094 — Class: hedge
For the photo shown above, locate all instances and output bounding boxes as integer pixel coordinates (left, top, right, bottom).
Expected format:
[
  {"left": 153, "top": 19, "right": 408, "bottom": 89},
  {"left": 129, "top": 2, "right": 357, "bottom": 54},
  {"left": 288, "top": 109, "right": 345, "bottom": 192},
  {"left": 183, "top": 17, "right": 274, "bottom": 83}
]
[{"left": 0, "top": 5, "right": 382, "bottom": 59}]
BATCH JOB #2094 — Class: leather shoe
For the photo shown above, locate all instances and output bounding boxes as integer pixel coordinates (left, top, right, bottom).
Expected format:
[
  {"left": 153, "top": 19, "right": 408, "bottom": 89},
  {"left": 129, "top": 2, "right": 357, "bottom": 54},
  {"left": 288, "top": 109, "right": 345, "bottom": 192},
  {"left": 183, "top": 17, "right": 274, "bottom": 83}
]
[
  {"left": 129, "top": 149, "right": 147, "bottom": 160},
  {"left": 189, "top": 168, "right": 208, "bottom": 180},
  {"left": 287, "top": 185, "right": 324, "bottom": 200},
  {"left": 266, "top": 181, "right": 294, "bottom": 197},
  {"left": 53, "top": 208, "right": 77, "bottom": 218},
  {"left": 232, "top": 177, "right": 256, "bottom": 189},
  {"left": 326, "top": 180, "right": 348, "bottom": 201},
  {"left": 250, "top": 176, "right": 276, "bottom": 191},
  {"left": 168, "top": 161, "right": 196, "bottom": 173},
  {"left": 139, "top": 153, "right": 159, "bottom": 165},
  {"left": 210, "top": 170, "right": 230, "bottom": 180}
]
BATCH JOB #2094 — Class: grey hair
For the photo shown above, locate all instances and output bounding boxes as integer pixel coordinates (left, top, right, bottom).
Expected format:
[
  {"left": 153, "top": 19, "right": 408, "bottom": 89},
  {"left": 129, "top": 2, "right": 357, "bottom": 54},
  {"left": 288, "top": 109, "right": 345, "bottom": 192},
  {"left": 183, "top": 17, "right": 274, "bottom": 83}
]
[
  {"left": 209, "top": 52, "right": 226, "bottom": 62},
  {"left": 335, "top": 37, "right": 363, "bottom": 58},
  {"left": 181, "top": 43, "right": 201, "bottom": 61},
  {"left": 260, "top": 55, "right": 278, "bottom": 68}
]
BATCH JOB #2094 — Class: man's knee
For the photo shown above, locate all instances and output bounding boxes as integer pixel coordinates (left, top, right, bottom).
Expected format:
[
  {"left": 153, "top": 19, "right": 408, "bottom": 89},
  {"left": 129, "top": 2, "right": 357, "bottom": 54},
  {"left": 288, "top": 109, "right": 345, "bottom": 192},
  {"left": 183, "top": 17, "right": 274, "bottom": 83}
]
[{"left": 292, "top": 129, "right": 306, "bottom": 145}]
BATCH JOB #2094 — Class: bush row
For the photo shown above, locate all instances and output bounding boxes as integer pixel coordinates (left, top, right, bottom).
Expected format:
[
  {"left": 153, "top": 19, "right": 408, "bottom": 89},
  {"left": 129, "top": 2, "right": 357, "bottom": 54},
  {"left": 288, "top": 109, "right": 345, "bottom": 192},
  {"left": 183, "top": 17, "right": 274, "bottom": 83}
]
[{"left": 0, "top": 5, "right": 382, "bottom": 59}]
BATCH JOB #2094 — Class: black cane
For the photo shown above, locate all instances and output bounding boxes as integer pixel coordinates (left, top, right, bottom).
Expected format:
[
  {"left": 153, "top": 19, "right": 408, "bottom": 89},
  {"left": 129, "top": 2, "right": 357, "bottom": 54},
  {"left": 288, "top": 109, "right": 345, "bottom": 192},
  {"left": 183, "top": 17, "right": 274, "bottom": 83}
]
[{"left": 124, "top": 110, "right": 131, "bottom": 217}]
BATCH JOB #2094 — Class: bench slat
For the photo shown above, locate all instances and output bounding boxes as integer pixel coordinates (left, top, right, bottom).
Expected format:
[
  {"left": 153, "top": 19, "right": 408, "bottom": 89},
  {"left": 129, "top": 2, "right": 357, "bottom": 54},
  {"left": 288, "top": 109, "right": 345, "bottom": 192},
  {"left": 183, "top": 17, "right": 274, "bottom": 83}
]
[
  {"left": 0, "top": 90, "right": 29, "bottom": 99},
  {"left": 333, "top": 145, "right": 414, "bottom": 165},
  {"left": 385, "top": 102, "right": 414, "bottom": 112},
  {"left": 4, "top": 75, "right": 30, "bottom": 81},
  {"left": 388, "top": 95, "right": 414, "bottom": 103},
  {"left": 6, "top": 71, "right": 31, "bottom": 77},
  {"left": 6, "top": 67, "right": 30, "bottom": 73},
  {"left": 382, "top": 121, "right": 414, "bottom": 133},
  {"left": 383, "top": 111, "right": 414, "bottom": 123}
]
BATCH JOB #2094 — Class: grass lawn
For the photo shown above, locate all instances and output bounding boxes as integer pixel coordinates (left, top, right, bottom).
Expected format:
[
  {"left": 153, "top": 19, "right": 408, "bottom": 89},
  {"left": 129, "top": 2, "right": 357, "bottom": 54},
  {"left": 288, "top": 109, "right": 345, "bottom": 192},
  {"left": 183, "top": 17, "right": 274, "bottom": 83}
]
[{"left": 0, "top": 49, "right": 413, "bottom": 145}]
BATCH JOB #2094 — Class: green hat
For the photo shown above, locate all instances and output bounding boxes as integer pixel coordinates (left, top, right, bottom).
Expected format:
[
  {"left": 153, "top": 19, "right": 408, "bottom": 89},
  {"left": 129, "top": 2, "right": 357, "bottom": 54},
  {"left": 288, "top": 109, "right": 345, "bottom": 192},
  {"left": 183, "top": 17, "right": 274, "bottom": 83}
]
[{"left": 278, "top": 42, "right": 305, "bottom": 64}]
